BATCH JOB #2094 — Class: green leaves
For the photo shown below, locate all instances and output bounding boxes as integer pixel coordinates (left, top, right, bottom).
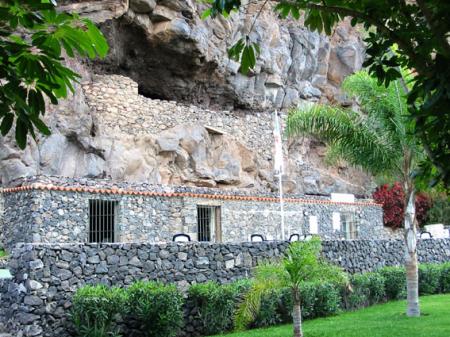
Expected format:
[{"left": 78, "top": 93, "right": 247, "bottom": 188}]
[
  {"left": 275, "top": 2, "right": 340, "bottom": 35},
  {"left": 0, "top": 1, "right": 109, "bottom": 149},
  {"left": 15, "top": 117, "right": 28, "bottom": 150},
  {"left": 0, "top": 114, "right": 14, "bottom": 136},
  {"left": 201, "top": 8, "right": 212, "bottom": 20},
  {"left": 228, "top": 37, "right": 260, "bottom": 75},
  {"left": 71, "top": 284, "right": 127, "bottom": 337},
  {"left": 203, "top": 0, "right": 241, "bottom": 18}
]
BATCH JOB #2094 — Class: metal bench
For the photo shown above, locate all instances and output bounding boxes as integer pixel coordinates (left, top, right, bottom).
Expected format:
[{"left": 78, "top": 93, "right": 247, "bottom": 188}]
[
  {"left": 172, "top": 233, "right": 191, "bottom": 242},
  {"left": 289, "top": 233, "right": 300, "bottom": 242},
  {"left": 250, "top": 234, "right": 265, "bottom": 242},
  {"left": 420, "top": 231, "right": 433, "bottom": 239}
]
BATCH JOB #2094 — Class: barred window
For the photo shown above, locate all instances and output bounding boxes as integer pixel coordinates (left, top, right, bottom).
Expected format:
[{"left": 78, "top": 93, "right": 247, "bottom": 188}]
[
  {"left": 89, "top": 200, "right": 118, "bottom": 243},
  {"left": 341, "top": 212, "right": 358, "bottom": 240},
  {"left": 197, "top": 205, "right": 221, "bottom": 242}
]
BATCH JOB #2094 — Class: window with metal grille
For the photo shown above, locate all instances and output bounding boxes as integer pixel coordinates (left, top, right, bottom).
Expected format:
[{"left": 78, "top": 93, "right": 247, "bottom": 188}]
[
  {"left": 341, "top": 212, "right": 358, "bottom": 240},
  {"left": 197, "top": 205, "right": 220, "bottom": 242},
  {"left": 89, "top": 200, "right": 118, "bottom": 243}
]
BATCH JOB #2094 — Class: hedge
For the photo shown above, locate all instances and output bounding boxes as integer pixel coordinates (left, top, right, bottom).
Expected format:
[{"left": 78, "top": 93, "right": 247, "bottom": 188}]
[
  {"left": 71, "top": 262, "right": 450, "bottom": 337},
  {"left": 187, "top": 280, "right": 251, "bottom": 335},
  {"left": 70, "top": 285, "right": 127, "bottom": 337},
  {"left": 127, "top": 281, "right": 184, "bottom": 337}
]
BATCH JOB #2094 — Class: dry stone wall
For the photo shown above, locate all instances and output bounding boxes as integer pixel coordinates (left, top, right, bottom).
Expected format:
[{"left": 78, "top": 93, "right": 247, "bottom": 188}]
[
  {"left": 80, "top": 74, "right": 373, "bottom": 194},
  {"left": 83, "top": 74, "right": 276, "bottom": 161},
  {"left": 1, "top": 239, "right": 450, "bottom": 337}
]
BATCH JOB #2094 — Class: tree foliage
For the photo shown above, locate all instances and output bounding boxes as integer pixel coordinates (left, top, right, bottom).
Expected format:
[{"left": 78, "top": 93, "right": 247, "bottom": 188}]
[
  {"left": 373, "top": 182, "right": 406, "bottom": 229},
  {"left": 287, "top": 71, "right": 419, "bottom": 181},
  {"left": 0, "top": 0, "right": 108, "bottom": 148},
  {"left": 204, "top": 0, "right": 450, "bottom": 187},
  {"left": 426, "top": 193, "right": 450, "bottom": 226},
  {"left": 372, "top": 183, "right": 432, "bottom": 229}
]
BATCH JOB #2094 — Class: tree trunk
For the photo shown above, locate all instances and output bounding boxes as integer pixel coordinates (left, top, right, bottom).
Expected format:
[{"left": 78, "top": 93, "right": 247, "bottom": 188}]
[
  {"left": 404, "top": 189, "right": 420, "bottom": 317},
  {"left": 292, "top": 288, "right": 303, "bottom": 337}
]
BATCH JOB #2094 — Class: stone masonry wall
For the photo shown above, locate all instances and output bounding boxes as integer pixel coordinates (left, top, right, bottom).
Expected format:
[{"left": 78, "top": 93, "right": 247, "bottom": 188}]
[
  {"left": 82, "top": 75, "right": 277, "bottom": 161},
  {"left": 1, "top": 239, "right": 450, "bottom": 337},
  {"left": 1, "top": 176, "right": 388, "bottom": 250}
]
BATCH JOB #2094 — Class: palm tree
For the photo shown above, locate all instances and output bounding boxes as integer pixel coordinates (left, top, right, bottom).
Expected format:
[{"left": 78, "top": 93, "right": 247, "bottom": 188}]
[
  {"left": 286, "top": 70, "right": 422, "bottom": 317},
  {"left": 235, "top": 237, "right": 346, "bottom": 337}
]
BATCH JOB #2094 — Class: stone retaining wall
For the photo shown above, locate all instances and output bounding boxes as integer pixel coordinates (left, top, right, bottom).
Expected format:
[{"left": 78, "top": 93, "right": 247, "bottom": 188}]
[
  {"left": 83, "top": 75, "right": 278, "bottom": 161},
  {"left": 1, "top": 239, "right": 450, "bottom": 337}
]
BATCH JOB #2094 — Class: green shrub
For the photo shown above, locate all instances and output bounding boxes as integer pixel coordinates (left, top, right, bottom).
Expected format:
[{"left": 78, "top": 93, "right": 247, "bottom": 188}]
[
  {"left": 379, "top": 266, "right": 406, "bottom": 300},
  {"left": 426, "top": 193, "right": 450, "bottom": 225},
  {"left": 345, "top": 272, "right": 386, "bottom": 309},
  {"left": 253, "top": 289, "right": 283, "bottom": 328},
  {"left": 419, "top": 264, "right": 441, "bottom": 295},
  {"left": 278, "top": 281, "right": 341, "bottom": 322},
  {"left": 0, "top": 248, "right": 7, "bottom": 258},
  {"left": 71, "top": 284, "right": 127, "bottom": 337},
  {"left": 439, "top": 262, "right": 450, "bottom": 293},
  {"left": 345, "top": 274, "right": 369, "bottom": 309},
  {"left": 299, "top": 282, "right": 319, "bottom": 319},
  {"left": 127, "top": 281, "right": 184, "bottom": 337},
  {"left": 188, "top": 280, "right": 249, "bottom": 335},
  {"left": 368, "top": 273, "right": 387, "bottom": 303},
  {"left": 277, "top": 287, "right": 293, "bottom": 322},
  {"left": 312, "top": 282, "right": 341, "bottom": 318}
]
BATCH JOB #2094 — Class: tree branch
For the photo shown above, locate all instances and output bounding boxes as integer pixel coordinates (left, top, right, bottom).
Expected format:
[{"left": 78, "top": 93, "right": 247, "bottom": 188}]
[
  {"left": 248, "top": 0, "right": 271, "bottom": 36},
  {"left": 415, "top": 0, "right": 450, "bottom": 57}
]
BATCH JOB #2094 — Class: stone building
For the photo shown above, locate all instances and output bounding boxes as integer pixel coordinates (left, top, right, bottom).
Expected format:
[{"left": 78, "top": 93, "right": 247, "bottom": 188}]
[{"left": 0, "top": 175, "right": 389, "bottom": 250}]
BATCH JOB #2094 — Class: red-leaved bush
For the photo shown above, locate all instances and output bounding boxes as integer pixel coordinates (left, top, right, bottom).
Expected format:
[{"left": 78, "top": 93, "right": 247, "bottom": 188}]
[
  {"left": 373, "top": 182, "right": 405, "bottom": 229},
  {"left": 372, "top": 183, "right": 432, "bottom": 228},
  {"left": 415, "top": 192, "right": 432, "bottom": 227}
]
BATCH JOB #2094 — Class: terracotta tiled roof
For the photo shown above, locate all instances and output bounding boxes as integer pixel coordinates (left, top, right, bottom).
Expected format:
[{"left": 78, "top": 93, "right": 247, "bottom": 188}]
[{"left": 1, "top": 183, "right": 382, "bottom": 207}]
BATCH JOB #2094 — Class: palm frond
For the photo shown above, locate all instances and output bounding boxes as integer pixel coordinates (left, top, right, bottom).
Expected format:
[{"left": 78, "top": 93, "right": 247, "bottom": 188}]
[
  {"left": 342, "top": 71, "right": 412, "bottom": 148},
  {"left": 234, "top": 263, "right": 288, "bottom": 330},
  {"left": 284, "top": 239, "right": 347, "bottom": 287},
  {"left": 287, "top": 104, "right": 402, "bottom": 176}
]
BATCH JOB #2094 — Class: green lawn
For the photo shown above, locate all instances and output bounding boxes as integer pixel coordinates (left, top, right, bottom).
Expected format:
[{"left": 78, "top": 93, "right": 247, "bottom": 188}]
[{"left": 210, "top": 294, "right": 450, "bottom": 337}]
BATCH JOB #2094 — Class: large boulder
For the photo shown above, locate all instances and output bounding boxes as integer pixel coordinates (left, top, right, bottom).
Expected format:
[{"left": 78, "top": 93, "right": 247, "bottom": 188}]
[{"left": 130, "top": 0, "right": 156, "bottom": 13}]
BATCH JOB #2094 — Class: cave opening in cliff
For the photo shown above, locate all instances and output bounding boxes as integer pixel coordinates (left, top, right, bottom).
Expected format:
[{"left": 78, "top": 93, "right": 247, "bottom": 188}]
[
  {"left": 91, "top": 17, "right": 244, "bottom": 110},
  {"left": 138, "top": 85, "right": 169, "bottom": 101}
]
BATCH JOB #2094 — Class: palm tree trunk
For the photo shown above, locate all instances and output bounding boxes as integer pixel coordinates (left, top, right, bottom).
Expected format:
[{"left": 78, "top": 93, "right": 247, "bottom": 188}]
[
  {"left": 404, "top": 189, "right": 420, "bottom": 317},
  {"left": 292, "top": 288, "right": 303, "bottom": 337}
]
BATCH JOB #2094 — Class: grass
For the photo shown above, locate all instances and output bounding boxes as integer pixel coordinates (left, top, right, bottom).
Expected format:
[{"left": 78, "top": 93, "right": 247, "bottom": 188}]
[
  {"left": 210, "top": 294, "right": 450, "bottom": 337},
  {"left": 0, "top": 249, "right": 6, "bottom": 258}
]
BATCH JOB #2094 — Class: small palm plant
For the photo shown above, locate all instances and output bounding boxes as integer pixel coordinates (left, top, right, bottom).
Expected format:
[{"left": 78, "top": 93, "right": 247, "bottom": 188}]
[{"left": 235, "top": 237, "right": 347, "bottom": 337}]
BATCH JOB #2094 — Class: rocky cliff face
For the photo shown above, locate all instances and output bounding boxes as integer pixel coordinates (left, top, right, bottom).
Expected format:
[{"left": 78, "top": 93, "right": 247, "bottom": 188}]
[
  {"left": 0, "top": 0, "right": 373, "bottom": 195},
  {"left": 94, "top": 0, "right": 364, "bottom": 110}
]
